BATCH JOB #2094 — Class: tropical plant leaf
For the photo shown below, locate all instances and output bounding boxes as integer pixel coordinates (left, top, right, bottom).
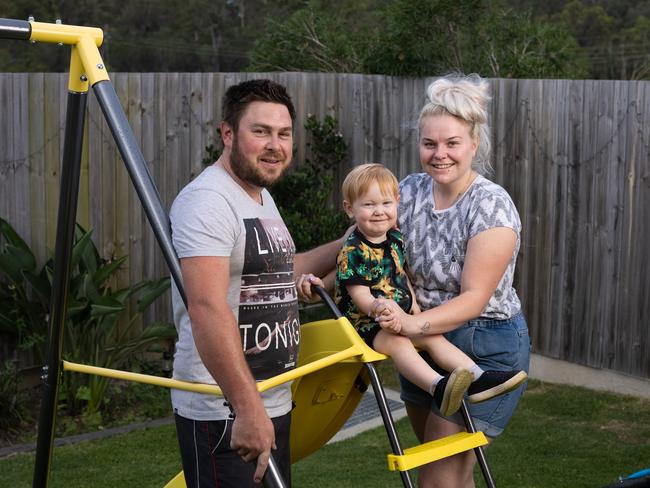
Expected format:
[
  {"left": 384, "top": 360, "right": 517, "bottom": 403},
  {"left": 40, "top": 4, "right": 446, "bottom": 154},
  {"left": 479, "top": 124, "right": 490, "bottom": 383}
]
[
  {"left": 110, "top": 287, "right": 132, "bottom": 305},
  {"left": 0, "top": 245, "right": 36, "bottom": 284},
  {"left": 74, "top": 225, "right": 99, "bottom": 275},
  {"left": 140, "top": 321, "right": 177, "bottom": 340},
  {"left": 8, "top": 243, "right": 36, "bottom": 273},
  {"left": 136, "top": 277, "right": 171, "bottom": 313},
  {"left": 90, "top": 296, "right": 125, "bottom": 318},
  {"left": 98, "top": 312, "right": 120, "bottom": 335},
  {"left": 70, "top": 228, "right": 95, "bottom": 271},
  {"left": 92, "top": 255, "right": 127, "bottom": 288},
  {"left": 2, "top": 218, "right": 172, "bottom": 418},
  {"left": 44, "top": 259, "right": 54, "bottom": 283},
  {"left": 89, "top": 303, "right": 125, "bottom": 319},
  {"left": 23, "top": 269, "right": 52, "bottom": 303},
  {"left": 0, "top": 254, "right": 23, "bottom": 284},
  {"left": 66, "top": 298, "right": 88, "bottom": 317},
  {"left": 0, "top": 218, "right": 32, "bottom": 254},
  {"left": 82, "top": 273, "right": 102, "bottom": 304}
]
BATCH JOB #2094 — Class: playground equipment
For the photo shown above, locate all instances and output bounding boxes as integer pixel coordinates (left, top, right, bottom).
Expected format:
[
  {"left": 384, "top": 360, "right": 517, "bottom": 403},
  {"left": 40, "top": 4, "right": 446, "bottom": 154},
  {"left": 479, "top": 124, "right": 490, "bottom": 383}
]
[{"left": 0, "top": 18, "right": 496, "bottom": 487}]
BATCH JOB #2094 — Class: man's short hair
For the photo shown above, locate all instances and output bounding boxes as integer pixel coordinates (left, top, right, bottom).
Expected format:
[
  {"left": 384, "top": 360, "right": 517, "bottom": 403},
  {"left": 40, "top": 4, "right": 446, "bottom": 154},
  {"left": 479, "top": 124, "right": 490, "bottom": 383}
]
[{"left": 222, "top": 79, "right": 296, "bottom": 132}]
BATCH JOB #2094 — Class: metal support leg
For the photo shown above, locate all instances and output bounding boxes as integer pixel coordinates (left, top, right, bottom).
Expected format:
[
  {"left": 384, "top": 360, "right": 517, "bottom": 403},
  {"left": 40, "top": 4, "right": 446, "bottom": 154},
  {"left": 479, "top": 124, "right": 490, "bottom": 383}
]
[
  {"left": 92, "top": 80, "right": 185, "bottom": 302},
  {"left": 32, "top": 90, "right": 87, "bottom": 488},
  {"left": 365, "top": 363, "right": 415, "bottom": 488},
  {"left": 459, "top": 400, "right": 496, "bottom": 488}
]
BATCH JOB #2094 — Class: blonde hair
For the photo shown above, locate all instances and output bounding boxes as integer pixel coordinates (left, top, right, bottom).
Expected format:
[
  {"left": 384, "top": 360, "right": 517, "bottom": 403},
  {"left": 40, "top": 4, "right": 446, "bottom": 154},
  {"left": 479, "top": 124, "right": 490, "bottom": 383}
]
[
  {"left": 342, "top": 163, "right": 399, "bottom": 205},
  {"left": 418, "top": 73, "right": 492, "bottom": 174}
]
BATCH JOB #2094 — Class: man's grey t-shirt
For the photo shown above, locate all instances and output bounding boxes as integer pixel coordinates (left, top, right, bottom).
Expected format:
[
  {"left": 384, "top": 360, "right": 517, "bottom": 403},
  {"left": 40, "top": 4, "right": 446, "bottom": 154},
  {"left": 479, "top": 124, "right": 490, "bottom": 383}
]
[{"left": 169, "top": 164, "right": 299, "bottom": 421}]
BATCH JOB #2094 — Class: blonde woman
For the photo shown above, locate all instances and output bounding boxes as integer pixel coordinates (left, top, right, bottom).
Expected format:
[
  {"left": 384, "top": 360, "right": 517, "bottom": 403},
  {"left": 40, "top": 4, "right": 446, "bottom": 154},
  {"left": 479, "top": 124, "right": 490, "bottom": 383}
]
[{"left": 373, "top": 74, "right": 531, "bottom": 487}]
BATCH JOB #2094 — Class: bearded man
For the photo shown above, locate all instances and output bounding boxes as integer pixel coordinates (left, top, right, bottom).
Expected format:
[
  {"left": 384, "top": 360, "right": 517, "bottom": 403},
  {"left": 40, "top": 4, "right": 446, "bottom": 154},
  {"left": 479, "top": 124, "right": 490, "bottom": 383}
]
[{"left": 170, "top": 79, "right": 342, "bottom": 488}]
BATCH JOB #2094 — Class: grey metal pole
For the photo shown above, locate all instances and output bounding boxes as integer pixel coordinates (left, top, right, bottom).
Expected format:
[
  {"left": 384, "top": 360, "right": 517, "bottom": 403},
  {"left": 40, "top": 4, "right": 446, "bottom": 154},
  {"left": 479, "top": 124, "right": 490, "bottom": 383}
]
[
  {"left": 366, "top": 363, "right": 415, "bottom": 488},
  {"left": 92, "top": 80, "right": 185, "bottom": 303},
  {"left": 459, "top": 400, "right": 496, "bottom": 488}
]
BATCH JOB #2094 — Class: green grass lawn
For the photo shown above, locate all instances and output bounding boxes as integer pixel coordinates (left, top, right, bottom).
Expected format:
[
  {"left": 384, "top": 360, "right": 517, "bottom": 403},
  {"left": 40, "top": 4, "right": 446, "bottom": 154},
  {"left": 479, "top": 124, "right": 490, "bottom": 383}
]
[{"left": 2, "top": 380, "right": 649, "bottom": 487}]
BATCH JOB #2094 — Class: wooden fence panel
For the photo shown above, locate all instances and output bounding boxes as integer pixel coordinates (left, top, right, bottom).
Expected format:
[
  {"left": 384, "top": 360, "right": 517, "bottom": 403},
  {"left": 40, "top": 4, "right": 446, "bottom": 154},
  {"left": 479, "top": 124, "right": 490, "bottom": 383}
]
[
  {"left": 27, "top": 73, "right": 46, "bottom": 265},
  {"left": 1, "top": 73, "right": 649, "bottom": 379}
]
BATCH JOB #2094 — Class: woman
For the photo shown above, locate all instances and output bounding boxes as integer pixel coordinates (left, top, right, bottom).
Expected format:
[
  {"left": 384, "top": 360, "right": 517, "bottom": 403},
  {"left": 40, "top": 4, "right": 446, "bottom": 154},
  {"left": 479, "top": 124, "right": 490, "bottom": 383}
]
[{"left": 373, "top": 74, "right": 531, "bottom": 487}]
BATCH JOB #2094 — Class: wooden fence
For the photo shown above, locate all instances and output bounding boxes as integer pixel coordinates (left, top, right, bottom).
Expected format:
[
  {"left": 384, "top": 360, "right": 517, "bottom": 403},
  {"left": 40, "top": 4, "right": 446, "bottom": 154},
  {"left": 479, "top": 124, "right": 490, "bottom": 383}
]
[{"left": 1, "top": 73, "right": 649, "bottom": 380}]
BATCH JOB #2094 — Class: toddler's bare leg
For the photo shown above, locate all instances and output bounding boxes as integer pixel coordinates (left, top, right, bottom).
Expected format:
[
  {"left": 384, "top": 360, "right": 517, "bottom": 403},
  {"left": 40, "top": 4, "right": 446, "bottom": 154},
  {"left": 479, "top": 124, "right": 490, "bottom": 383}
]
[
  {"left": 412, "top": 334, "right": 475, "bottom": 373},
  {"left": 373, "top": 330, "right": 442, "bottom": 393}
]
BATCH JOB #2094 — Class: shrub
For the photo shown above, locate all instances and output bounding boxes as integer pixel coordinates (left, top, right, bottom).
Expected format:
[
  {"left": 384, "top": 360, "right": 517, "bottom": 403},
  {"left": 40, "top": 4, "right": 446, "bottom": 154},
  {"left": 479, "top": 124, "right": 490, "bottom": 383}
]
[
  {"left": 0, "top": 357, "right": 30, "bottom": 434},
  {"left": 0, "top": 218, "right": 176, "bottom": 422},
  {"left": 272, "top": 114, "right": 350, "bottom": 252},
  {"left": 0, "top": 219, "right": 49, "bottom": 364}
]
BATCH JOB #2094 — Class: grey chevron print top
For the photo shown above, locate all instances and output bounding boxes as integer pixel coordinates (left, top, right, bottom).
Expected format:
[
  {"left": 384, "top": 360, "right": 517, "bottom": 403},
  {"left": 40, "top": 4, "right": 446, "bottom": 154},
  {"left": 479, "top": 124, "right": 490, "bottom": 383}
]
[{"left": 398, "top": 173, "right": 521, "bottom": 320}]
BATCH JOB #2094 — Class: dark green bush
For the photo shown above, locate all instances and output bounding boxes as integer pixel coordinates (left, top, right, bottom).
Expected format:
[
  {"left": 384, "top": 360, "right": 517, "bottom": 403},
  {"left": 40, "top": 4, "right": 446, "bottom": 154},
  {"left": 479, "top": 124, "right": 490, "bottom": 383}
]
[
  {"left": 0, "top": 218, "right": 176, "bottom": 422},
  {"left": 271, "top": 114, "right": 350, "bottom": 252},
  {"left": 0, "top": 358, "right": 30, "bottom": 434}
]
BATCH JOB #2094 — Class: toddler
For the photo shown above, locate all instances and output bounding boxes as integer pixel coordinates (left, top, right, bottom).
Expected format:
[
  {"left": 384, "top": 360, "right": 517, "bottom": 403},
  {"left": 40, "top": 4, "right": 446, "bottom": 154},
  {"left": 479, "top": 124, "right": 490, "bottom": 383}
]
[{"left": 334, "top": 163, "right": 527, "bottom": 416}]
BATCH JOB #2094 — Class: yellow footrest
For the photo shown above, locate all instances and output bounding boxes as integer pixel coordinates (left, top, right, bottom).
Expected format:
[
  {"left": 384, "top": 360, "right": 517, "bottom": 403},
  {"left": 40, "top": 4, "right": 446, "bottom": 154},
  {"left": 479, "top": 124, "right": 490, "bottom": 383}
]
[{"left": 387, "top": 431, "right": 488, "bottom": 471}]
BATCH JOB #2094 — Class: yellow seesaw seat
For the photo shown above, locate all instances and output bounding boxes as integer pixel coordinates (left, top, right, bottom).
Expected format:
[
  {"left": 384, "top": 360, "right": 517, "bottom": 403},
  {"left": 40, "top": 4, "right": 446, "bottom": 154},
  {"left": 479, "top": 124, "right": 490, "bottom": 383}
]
[
  {"left": 289, "top": 316, "right": 386, "bottom": 461},
  {"left": 163, "top": 315, "right": 487, "bottom": 487},
  {"left": 289, "top": 316, "right": 487, "bottom": 467}
]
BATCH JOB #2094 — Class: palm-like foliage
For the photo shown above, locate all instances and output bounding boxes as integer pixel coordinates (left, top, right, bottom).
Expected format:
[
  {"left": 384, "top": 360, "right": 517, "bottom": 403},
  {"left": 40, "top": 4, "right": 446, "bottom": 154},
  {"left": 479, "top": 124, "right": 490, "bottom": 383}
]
[{"left": 0, "top": 218, "right": 176, "bottom": 417}]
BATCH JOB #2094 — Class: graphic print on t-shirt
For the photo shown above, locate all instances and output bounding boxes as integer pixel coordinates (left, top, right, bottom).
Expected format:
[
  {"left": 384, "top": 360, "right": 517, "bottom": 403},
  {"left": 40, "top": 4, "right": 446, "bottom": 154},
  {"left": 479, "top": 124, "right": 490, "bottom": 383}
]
[{"left": 240, "top": 218, "right": 299, "bottom": 380}]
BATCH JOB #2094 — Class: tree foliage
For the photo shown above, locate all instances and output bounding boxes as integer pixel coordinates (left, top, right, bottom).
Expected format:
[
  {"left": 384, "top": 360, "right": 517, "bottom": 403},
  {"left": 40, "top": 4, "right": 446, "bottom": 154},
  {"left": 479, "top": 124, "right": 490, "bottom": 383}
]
[
  {"left": 0, "top": 0, "right": 648, "bottom": 78},
  {"left": 0, "top": 0, "right": 303, "bottom": 72},
  {"left": 551, "top": 0, "right": 650, "bottom": 79},
  {"left": 250, "top": 0, "right": 586, "bottom": 79},
  {"left": 247, "top": 0, "right": 380, "bottom": 73},
  {"left": 475, "top": 9, "right": 587, "bottom": 78}
]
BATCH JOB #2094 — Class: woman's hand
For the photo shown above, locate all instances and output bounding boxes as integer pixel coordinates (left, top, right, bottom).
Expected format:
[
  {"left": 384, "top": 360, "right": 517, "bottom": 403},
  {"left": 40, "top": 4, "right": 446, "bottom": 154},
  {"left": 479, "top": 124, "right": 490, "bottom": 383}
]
[
  {"left": 295, "top": 273, "right": 323, "bottom": 303},
  {"left": 371, "top": 297, "right": 428, "bottom": 336},
  {"left": 380, "top": 313, "right": 402, "bottom": 334}
]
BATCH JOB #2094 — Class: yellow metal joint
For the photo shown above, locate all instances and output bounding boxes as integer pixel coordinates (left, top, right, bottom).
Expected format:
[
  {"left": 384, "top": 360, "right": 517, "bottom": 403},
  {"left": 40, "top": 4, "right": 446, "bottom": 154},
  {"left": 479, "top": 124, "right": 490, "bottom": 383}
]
[
  {"left": 28, "top": 20, "right": 109, "bottom": 88},
  {"left": 29, "top": 20, "right": 103, "bottom": 46},
  {"left": 75, "top": 34, "right": 110, "bottom": 85},
  {"left": 67, "top": 46, "right": 89, "bottom": 93}
]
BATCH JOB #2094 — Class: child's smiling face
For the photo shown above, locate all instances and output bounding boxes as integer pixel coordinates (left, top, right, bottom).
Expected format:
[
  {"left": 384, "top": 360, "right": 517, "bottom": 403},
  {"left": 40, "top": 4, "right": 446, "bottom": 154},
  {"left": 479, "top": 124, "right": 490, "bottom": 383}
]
[{"left": 344, "top": 181, "right": 398, "bottom": 243}]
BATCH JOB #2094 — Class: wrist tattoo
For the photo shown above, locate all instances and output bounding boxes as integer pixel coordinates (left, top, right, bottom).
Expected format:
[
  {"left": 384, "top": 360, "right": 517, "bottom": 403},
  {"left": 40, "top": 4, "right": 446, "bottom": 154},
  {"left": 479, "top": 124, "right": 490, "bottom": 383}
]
[{"left": 420, "top": 321, "right": 431, "bottom": 334}]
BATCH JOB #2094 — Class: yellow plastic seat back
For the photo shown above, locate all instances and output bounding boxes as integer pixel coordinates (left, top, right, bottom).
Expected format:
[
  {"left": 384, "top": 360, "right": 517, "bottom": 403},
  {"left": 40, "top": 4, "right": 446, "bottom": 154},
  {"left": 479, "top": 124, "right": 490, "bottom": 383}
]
[{"left": 290, "top": 317, "right": 386, "bottom": 463}]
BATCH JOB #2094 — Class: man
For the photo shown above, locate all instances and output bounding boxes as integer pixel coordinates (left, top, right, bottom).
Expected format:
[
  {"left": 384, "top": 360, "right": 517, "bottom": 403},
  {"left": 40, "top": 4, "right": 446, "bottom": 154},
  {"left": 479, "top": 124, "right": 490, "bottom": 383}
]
[{"left": 169, "top": 79, "right": 341, "bottom": 487}]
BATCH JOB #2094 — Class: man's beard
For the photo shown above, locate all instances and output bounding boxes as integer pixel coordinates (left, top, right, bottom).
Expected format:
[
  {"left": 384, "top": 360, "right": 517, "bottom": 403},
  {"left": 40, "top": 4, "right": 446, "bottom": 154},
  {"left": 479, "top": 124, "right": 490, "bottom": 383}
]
[{"left": 230, "top": 137, "right": 290, "bottom": 188}]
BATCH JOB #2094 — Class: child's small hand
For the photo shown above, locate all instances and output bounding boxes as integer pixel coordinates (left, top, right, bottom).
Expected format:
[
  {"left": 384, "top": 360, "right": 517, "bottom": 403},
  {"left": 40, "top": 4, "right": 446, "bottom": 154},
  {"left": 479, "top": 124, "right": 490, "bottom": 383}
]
[{"left": 369, "top": 298, "right": 386, "bottom": 319}]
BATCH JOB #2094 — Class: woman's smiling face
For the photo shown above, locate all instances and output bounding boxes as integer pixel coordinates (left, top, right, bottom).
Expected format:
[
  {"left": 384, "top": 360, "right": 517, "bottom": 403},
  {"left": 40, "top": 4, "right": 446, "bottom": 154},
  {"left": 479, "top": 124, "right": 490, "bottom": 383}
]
[{"left": 418, "top": 114, "right": 477, "bottom": 186}]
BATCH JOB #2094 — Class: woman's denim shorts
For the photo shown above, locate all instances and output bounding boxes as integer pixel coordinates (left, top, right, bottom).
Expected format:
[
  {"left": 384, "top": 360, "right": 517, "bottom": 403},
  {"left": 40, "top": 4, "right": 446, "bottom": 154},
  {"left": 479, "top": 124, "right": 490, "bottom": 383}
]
[{"left": 399, "top": 310, "right": 531, "bottom": 438}]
